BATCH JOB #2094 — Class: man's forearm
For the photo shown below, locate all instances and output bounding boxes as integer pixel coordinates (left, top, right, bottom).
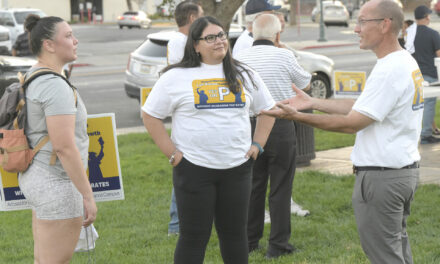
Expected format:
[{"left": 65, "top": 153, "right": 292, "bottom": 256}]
[{"left": 312, "top": 98, "right": 355, "bottom": 115}]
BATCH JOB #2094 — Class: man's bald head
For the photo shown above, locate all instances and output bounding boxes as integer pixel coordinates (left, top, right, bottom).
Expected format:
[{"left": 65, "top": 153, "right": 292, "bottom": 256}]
[
  {"left": 365, "top": 0, "right": 404, "bottom": 36},
  {"left": 252, "top": 13, "right": 281, "bottom": 42}
]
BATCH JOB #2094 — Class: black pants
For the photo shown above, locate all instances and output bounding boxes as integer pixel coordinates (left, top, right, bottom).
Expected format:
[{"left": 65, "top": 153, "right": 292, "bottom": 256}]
[
  {"left": 173, "top": 158, "right": 253, "bottom": 264},
  {"left": 248, "top": 118, "right": 296, "bottom": 251}
]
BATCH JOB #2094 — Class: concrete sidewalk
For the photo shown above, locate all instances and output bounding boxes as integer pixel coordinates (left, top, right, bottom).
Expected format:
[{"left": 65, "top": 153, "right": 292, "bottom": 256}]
[{"left": 298, "top": 144, "right": 440, "bottom": 185}]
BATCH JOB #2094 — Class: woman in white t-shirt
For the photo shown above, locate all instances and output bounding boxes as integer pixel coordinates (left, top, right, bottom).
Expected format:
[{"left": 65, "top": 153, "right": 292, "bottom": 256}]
[{"left": 142, "top": 16, "right": 275, "bottom": 264}]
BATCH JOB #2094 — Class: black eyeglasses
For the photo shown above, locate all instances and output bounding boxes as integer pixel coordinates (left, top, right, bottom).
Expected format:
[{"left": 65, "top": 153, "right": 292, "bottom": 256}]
[
  {"left": 356, "top": 18, "right": 393, "bottom": 26},
  {"left": 197, "top": 31, "right": 228, "bottom": 43}
]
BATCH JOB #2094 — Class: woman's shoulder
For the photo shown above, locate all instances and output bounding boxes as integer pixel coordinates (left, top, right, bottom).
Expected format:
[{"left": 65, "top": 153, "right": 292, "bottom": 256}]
[{"left": 26, "top": 69, "right": 72, "bottom": 98}]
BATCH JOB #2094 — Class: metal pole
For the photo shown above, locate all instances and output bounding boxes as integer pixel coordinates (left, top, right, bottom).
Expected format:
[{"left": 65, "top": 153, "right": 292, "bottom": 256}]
[{"left": 318, "top": 0, "right": 327, "bottom": 42}]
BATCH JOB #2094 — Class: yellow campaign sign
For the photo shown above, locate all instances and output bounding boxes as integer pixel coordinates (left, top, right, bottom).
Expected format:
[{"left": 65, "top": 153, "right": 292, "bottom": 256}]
[
  {"left": 334, "top": 71, "right": 366, "bottom": 98},
  {"left": 140, "top": 87, "right": 153, "bottom": 107},
  {"left": 1, "top": 113, "right": 124, "bottom": 211},
  {"left": 140, "top": 87, "right": 152, "bottom": 117},
  {"left": 0, "top": 167, "right": 18, "bottom": 188},
  {"left": 86, "top": 113, "right": 124, "bottom": 201},
  {"left": 0, "top": 167, "right": 29, "bottom": 210}
]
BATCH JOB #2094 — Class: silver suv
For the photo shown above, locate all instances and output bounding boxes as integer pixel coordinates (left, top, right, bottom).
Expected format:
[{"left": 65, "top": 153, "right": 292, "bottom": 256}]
[{"left": 125, "top": 29, "right": 334, "bottom": 100}]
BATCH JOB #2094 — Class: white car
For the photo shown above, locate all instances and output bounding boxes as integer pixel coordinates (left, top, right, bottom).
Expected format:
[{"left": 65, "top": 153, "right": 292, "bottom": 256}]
[
  {"left": 0, "top": 8, "right": 46, "bottom": 46},
  {"left": 117, "top": 11, "right": 151, "bottom": 29},
  {"left": 0, "top": 25, "right": 11, "bottom": 54},
  {"left": 124, "top": 29, "right": 335, "bottom": 100}
]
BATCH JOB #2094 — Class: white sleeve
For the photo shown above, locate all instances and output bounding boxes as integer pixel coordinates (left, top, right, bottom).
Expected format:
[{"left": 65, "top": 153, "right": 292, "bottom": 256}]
[
  {"left": 287, "top": 52, "right": 312, "bottom": 90},
  {"left": 142, "top": 73, "right": 173, "bottom": 119},
  {"left": 246, "top": 71, "right": 276, "bottom": 114},
  {"left": 167, "top": 40, "right": 184, "bottom": 65}
]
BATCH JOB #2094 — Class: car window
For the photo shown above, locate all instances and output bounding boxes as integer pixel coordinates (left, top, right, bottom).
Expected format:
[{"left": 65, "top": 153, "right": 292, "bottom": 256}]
[
  {"left": 123, "top": 12, "right": 138, "bottom": 16},
  {"left": 136, "top": 38, "right": 167, "bottom": 57},
  {"left": 14, "top": 11, "right": 46, "bottom": 24},
  {"left": 0, "top": 12, "right": 14, "bottom": 26},
  {"left": 325, "top": 6, "right": 343, "bottom": 11}
]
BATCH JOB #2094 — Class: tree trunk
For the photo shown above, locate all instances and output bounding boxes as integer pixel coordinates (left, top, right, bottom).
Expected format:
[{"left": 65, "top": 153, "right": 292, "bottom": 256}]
[
  {"left": 198, "top": 0, "right": 246, "bottom": 32},
  {"left": 126, "top": 0, "right": 133, "bottom": 11},
  {"left": 290, "top": 0, "right": 298, "bottom": 25}
]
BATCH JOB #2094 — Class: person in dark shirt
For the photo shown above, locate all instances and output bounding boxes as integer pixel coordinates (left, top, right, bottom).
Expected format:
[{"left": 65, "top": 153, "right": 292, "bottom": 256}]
[
  {"left": 12, "top": 30, "right": 32, "bottom": 57},
  {"left": 412, "top": 5, "right": 440, "bottom": 144}
]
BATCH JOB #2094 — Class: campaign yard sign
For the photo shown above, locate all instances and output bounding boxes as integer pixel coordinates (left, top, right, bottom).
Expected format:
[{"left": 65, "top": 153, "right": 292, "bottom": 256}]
[
  {"left": 0, "top": 168, "right": 28, "bottom": 211},
  {"left": 334, "top": 71, "right": 367, "bottom": 98},
  {"left": 87, "top": 113, "right": 124, "bottom": 202},
  {"left": 0, "top": 113, "right": 124, "bottom": 211},
  {"left": 140, "top": 87, "right": 152, "bottom": 117}
]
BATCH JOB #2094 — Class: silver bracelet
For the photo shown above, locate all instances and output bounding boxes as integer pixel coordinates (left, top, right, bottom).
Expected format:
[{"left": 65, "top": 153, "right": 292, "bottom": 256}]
[{"left": 169, "top": 149, "right": 178, "bottom": 164}]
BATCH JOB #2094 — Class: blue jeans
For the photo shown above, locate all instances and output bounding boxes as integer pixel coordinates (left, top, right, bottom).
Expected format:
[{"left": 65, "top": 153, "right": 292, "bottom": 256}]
[
  {"left": 168, "top": 188, "right": 179, "bottom": 233},
  {"left": 421, "top": 75, "right": 438, "bottom": 138}
]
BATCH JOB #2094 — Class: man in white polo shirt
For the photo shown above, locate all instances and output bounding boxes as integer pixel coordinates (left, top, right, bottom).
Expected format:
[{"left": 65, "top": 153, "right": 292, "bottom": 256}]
[{"left": 236, "top": 13, "right": 311, "bottom": 259}]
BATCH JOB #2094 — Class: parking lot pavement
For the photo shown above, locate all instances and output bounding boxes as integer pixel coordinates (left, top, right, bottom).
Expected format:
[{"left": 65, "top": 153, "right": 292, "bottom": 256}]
[{"left": 298, "top": 144, "right": 440, "bottom": 185}]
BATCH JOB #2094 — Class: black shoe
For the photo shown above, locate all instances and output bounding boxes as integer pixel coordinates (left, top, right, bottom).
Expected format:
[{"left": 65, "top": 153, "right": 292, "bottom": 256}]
[
  {"left": 421, "top": 136, "right": 440, "bottom": 144},
  {"left": 265, "top": 244, "right": 296, "bottom": 259}
]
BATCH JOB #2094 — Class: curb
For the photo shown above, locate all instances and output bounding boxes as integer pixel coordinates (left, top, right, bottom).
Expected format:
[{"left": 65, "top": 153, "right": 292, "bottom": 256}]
[{"left": 300, "top": 42, "right": 358, "bottom": 50}]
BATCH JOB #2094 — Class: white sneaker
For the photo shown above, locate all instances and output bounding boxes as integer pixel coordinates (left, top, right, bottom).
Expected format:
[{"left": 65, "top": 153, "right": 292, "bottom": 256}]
[
  {"left": 264, "top": 210, "right": 271, "bottom": 224},
  {"left": 290, "top": 200, "right": 310, "bottom": 217}
]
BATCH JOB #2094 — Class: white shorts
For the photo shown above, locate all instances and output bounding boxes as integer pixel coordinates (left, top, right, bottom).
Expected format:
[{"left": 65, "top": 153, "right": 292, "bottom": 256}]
[{"left": 19, "top": 163, "right": 83, "bottom": 220}]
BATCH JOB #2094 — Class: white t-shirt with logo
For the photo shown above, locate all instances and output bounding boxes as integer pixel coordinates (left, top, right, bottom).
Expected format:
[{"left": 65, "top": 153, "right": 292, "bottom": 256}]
[
  {"left": 142, "top": 63, "right": 275, "bottom": 169},
  {"left": 167, "top": 31, "right": 187, "bottom": 65},
  {"left": 351, "top": 50, "right": 423, "bottom": 168},
  {"left": 232, "top": 30, "right": 253, "bottom": 58}
]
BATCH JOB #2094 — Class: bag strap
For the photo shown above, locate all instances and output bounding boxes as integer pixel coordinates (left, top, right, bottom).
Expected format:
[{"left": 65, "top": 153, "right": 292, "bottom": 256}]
[{"left": 17, "top": 68, "right": 78, "bottom": 165}]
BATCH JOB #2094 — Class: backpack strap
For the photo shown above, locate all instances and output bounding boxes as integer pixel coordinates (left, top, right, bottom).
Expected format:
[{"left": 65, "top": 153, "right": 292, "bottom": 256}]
[{"left": 19, "top": 68, "right": 79, "bottom": 166}]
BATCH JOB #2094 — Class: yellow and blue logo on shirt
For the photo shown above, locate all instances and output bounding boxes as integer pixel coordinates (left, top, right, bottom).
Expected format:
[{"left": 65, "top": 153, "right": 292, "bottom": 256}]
[
  {"left": 192, "top": 78, "right": 246, "bottom": 109},
  {"left": 412, "top": 69, "right": 424, "bottom": 111}
]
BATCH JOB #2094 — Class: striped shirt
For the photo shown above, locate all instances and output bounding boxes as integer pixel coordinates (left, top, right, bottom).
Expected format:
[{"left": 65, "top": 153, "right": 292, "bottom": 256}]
[{"left": 235, "top": 41, "right": 311, "bottom": 102}]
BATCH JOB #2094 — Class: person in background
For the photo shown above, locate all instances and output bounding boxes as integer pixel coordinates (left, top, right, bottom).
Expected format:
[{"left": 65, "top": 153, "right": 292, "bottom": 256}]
[
  {"left": 19, "top": 15, "right": 97, "bottom": 263},
  {"left": 12, "top": 25, "right": 32, "bottom": 57},
  {"left": 398, "top": 19, "right": 413, "bottom": 48},
  {"left": 232, "top": 0, "right": 280, "bottom": 57},
  {"left": 262, "top": 1, "right": 422, "bottom": 263},
  {"left": 412, "top": 5, "right": 440, "bottom": 144},
  {"left": 142, "top": 16, "right": 275, "bottom": 264},
  {"left": 236, "top": 13, "right": 311, "bottom": 259},
  {"left": 165, "top": 0, "right": 204, "bottom": 236}
]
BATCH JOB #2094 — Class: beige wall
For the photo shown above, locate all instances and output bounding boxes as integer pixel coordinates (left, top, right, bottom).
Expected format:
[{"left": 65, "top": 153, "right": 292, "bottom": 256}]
[
  {"left": 1, "top": 0, "right": 71, "bottom": 21},
  {"left": 103, "top": 0, "right": 140, "bottom": 22}
]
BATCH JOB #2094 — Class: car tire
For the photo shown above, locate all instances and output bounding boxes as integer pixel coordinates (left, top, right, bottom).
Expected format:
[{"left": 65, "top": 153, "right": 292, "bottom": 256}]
[
  {"left": 310, "top": 74, "right": 331, "bottom": 99},
  {"left": 128, "top": 26, "right": 132, "bottom": 29},
  {"left": 119, "top": 25, "right": 123, "bottom": 29},
  {"left": 345, "top": 22, "right": 349, "bottom": 27}
]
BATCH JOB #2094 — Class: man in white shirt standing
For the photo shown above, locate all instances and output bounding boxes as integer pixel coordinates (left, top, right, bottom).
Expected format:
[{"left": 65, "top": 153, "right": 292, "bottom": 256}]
[
  {"left": 232, "top": 0, "right": 280, "bottom": 57},
  {"left": 167, "top": 0, "right": 203, "bottom": 236},
  {"left": 167, "top": 1, "right": 203, "bottom": 65},
  {"left": 262, "top": 1, "right": 422, "bottom": 263}
]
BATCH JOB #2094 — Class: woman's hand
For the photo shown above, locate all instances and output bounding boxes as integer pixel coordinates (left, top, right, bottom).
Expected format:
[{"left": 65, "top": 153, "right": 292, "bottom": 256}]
[
  {"left": 83, "top": 196, "right": 97, "bottom": 227},
  {"left": 171, "top": 150, "right": 184, "bottom": 167},
  {"left": 245, "top": 145, "right": 260, "bottom": 160}
]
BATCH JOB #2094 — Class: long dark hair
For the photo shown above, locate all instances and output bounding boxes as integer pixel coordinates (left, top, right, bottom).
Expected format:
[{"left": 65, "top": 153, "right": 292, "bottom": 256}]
[{"left": 162, "top": 16, "right": 256, "bottom": 94}]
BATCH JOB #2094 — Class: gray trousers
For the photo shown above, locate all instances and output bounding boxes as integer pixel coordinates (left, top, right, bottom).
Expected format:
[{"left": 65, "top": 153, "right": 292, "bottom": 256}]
[{"left": 352, "top": 168, "right": 419, "bottom": 264}]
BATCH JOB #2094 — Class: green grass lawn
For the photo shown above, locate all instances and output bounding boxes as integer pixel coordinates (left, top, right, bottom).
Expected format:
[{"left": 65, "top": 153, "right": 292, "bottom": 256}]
[{"left": 1, "top": 130, "right": 439, "bottom": 263}]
